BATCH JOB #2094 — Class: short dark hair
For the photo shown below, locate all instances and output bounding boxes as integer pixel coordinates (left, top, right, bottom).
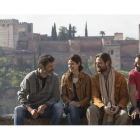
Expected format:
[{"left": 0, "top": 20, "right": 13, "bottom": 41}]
[
  {"left": 136, "top": 53, "right": 140, "bottom": 59},
  {"left": 95, "top": 52, "right": 112, "bottom": 67},
  {"left": 38, "top": 54, "right": 55, "bottom": 68}
]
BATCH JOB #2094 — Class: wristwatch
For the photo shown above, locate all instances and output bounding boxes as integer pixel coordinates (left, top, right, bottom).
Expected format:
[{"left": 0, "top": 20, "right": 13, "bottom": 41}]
[{"left": 133, "top": 105, "right": 138, "bottom": 110}]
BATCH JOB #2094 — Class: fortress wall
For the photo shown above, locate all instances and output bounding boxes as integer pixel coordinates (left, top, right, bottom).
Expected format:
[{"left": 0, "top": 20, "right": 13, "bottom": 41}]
[
  {"left": 80, "top": 40, "right": 102, "bottom": 52},
  {"left": 28, "top": 41, "right": 70, "bottom": 52},
  {"left": 0, "top": 19, "right": 19, "bottom": 49},
  {"left": 120, "top": 40, "right": 139, "bottom": 57}
]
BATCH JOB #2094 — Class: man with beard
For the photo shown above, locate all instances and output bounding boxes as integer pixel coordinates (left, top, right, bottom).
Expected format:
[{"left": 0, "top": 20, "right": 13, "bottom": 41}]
[
  {"left": 86, "top": 52, "right": 129, "bottom": 125},
  {"left": 129, "top": 53, "right": 140, "bottom": 125},
  {"left": 14, "top": 54, "right": 63, "bottom": 125}
]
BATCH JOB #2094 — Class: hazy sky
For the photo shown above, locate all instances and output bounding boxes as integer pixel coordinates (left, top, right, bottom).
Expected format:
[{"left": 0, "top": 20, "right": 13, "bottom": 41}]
[
  {"left": 1, "top": 14, "right": 140, "bottom": 40},
  {"left": 1, "top": 0, "right": 140, "bottom": 40}
]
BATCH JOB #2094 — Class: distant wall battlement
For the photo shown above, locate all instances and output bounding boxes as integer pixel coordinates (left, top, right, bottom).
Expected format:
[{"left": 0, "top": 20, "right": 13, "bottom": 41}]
[
  {"left": 19, "top": 22, "right": 33, "bottom": 33},
  {"left": 0, "top": 19, "right": 18, "bottom": 24},
  {"left": 19, "top": 22, "right": 32, "bottom": 25}
]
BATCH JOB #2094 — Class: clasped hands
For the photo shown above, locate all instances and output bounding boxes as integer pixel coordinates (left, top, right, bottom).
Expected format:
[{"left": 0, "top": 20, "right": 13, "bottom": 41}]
[
  {"left": 69, "top": 101, "right": 81, "bottom": 107},
  {"left": 104, "top": 105, "right": 120, "bottom": 115},
  {"left": 30, "top": 104, "right": 48, "bottom": 120}
]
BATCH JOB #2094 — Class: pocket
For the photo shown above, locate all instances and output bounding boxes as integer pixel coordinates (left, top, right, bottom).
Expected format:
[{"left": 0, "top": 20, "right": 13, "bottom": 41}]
[{"left": 115, "top": 84, "right": 120, "bottom": 94}]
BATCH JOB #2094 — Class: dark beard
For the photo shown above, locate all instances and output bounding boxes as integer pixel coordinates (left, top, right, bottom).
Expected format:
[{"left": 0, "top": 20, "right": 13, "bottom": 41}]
[{"left": 97, "top": 67, "right": 107, "bottom": 73}]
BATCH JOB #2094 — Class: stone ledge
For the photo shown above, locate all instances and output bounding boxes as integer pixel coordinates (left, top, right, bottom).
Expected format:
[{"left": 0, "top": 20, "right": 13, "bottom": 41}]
[
  {"left": 0, "top": 114, "right": 132, "bottom": 125},
  {"left": 0, "top": 114, "right": 88, "bottom": 125}
]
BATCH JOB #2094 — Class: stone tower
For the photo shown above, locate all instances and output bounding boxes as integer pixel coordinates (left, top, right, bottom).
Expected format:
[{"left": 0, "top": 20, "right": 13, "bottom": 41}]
[
  {"left": 103, "top": 44, "right": 121, "bottom": 71},
  {"left": 19, "top": 22, "right": 33, "bottom": 34},
  {"left": 0, "top": 19, "right": 19, "bottom": 49}
]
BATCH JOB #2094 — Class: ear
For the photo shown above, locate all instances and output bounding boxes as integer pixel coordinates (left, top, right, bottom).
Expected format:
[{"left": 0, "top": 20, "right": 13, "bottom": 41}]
[
  {"left": 40, "top": 64, "right": 44, "bottom": 70},
  {"left": 77, "top": 62, "right": 81, "bottom": 67},
  {"left": 106, "top": 61, "right": 110, "bottom": 66}
]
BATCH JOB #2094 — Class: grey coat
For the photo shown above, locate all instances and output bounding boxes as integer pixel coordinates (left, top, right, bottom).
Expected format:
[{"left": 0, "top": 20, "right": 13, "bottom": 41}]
[{"left": 17, "top": 69, "right": 60, "bottom": 107}]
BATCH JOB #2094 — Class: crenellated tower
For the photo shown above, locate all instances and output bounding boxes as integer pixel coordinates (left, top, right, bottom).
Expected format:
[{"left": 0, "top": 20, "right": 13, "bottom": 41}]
[
  {"left": 0, "top": 19, "right": 19, "bottom": 49},
  {"left": 19, "top": 22, "right": 33, "bottom": 34}
]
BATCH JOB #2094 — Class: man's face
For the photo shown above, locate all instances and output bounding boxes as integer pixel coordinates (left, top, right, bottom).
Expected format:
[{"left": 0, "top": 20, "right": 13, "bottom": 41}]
[
  {"left": 134, "top": 58, "right": 140, "bottom": 72},
  {"left": 43, "top": 62, "right": 54, "bottom": 76},
  {"left": 95, "top": 57, "right": 107, "bottom": 73}
]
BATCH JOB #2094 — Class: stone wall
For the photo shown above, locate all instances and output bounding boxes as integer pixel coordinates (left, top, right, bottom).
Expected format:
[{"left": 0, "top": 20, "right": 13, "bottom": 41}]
[
  {"left": 114, "top": 33, "right": 123, "bottom": 40},
  {"left": 103, "top": 45, "right": 121, "bottom": 71},
  {"left": 0, "top": 114, "right": 88, "bottom": 125},
  {"left": 0, "top": 87, "right": 19, "bottom": 115},
  {"left": 0, "top": 19, "right": 19, "bottom": 49}
]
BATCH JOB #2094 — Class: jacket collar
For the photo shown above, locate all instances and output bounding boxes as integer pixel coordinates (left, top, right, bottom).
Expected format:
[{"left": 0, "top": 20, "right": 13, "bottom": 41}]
[
  {"left": 35, "top": 68, "right": 51, "bottom": 83},
  {"left": 66, "top": 71, "right": 85, "bottom": 90}
]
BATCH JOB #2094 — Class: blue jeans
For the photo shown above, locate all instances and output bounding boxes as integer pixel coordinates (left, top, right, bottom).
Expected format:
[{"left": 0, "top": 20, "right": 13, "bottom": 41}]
[
  {"left": 64, "top": 105, "right": 86, "bottom": 125},
  {"left": 14, "top": 103, "right": 63, "bottom": 125}
]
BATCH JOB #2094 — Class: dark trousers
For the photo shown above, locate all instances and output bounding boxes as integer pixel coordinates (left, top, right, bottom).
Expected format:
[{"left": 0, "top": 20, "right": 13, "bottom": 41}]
[
  {"left": 64, "top": 106, "right": 86, "bottom": 125},
  {"left": 130, "top": 101, "right": 140, "bottom": 125}
]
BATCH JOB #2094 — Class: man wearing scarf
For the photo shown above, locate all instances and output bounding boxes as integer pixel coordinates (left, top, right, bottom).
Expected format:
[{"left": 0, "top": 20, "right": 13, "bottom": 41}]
[
  {"left": 129, "top": 53, "right": 140, "bottom": 125},
  {"left": 86, "top": 53, "right": 129, "bottom": 125}
]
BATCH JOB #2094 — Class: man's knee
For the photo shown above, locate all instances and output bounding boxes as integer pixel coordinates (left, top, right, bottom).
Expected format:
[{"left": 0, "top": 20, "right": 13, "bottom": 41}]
[
  {"left": 119, "top": 110, "right": 128, "bottom": 119},
  {"left": 14, "top": 105, "right": 26, "bottom": 117},
  {"left": 53, "top": 103, "right": 63, "bottom": 113},
  {"left": 14, "top": 106, "right": 24, "bottom": 113},
  {"left": 115, "top": 109, "right": 129, "bottom": 124},
  {"left": 87, "top": 105, "right": 99, "bottom": 115}
]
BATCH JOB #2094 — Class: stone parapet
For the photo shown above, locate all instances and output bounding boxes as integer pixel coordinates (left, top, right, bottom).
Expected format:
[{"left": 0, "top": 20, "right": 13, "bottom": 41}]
[{"left": 0, "top": 114, "right": 88, "bottom": 125}]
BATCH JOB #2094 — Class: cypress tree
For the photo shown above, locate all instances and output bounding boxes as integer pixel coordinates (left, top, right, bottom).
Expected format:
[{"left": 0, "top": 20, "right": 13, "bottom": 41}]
[
  {"left": 68, "top": 24, "right": 72, "bottom": 39},
  {"left": 38, "top": 45, "right": 41, "bottom": 59},
  {"left": 19, "top": 54, "right": 23, "bottom": 66},
  {"left": 32, "top": 50, "right": 37, "bottom": 70},
  {"left": 51, "top": 26, "right": 54, "bottom": 41},
  {"left": 85, "top": 22, "right": 88, "bottom": 37},
  {"left": 72, "top": 26, "right": 76, "bottom": 38},
  {"left": 54, "top": 23, "right": 57, "bottom": 40}
]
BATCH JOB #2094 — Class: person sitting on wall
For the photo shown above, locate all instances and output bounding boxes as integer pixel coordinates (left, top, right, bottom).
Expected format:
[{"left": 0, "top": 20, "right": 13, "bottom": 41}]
[
  {"left": 86, "top": 52, "right": 129, "bottom": 125},
  {"left": 61, "top": 54, "right": 91, "bottom": 125},
  {"left": 129, "top": 53, "right": 140, "bottom": 125},
  {"left": 14, "top": 54, "right": 63, "bottom": 125}
]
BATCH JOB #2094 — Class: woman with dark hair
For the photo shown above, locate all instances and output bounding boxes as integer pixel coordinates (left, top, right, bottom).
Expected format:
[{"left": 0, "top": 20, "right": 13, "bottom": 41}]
[{"left": 61, "top": 54, "right": 91, "bottom": 125}]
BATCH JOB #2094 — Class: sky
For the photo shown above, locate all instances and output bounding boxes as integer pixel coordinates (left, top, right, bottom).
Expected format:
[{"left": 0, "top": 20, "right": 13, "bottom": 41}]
[
  {"left": 1, "top": 14, "right": 140, "bottom": 40},
  {"left": 0, "top": 0, "right": 140, "bottom": 40}
]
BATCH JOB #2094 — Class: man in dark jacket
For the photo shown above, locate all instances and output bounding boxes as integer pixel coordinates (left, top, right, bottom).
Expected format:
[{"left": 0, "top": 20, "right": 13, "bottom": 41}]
[{"left": 14, "top": 54, "right": 63, "bottom": 125}]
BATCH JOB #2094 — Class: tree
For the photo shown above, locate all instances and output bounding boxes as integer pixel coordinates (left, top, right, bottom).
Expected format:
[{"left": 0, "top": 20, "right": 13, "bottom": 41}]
[
  {"left": 54, "top": 23, "right": 57, "bottom": 40},
  {"left": 85, "top": 22, "right": 88, "bottom": 37},
  {"left": 68, "top": 24, "right": 72, "bottom": 39},
  {"left": 38, "top": 45, "right": 41, "bottom": 59},
  {"left": 125, "top": 36, "right": 136, "bottom": 40},
  {"left": 99, "top": 31, "right": 105, "bottom": 36},
  {"left": 32, "top": 50, "right": 37, "bottom": 70},
  {"left": 19, "top": 54, "right": 23, "bottom": 66},
  {"left": 72, "top": 26, "right": 77, "bottom": 38},
  {"left": 51, "top": 23, "right": 57, "bottom": 41},
  {"left": 51, "top": 26, "right": 54, "bottom": 40},
  {"left": 87, "top": 59, "right": 96, "bottom": 75},
  {"left": 58, "top": 26, "right": 68, "bottom": 40}
]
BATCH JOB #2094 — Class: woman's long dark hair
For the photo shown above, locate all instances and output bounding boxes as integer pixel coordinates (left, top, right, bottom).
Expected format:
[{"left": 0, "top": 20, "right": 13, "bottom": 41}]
[{"left": 67, "top": 54, "right": 84, "bottom": 82}]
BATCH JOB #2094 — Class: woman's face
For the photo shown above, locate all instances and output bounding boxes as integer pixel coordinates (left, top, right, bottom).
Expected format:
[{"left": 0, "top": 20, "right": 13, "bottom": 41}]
[{"left": 68, "top": 60, "right": 80, "bottom": 73}]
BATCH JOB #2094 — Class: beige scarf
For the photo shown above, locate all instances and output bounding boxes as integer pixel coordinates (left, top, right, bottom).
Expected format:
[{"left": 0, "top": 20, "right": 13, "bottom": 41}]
[{"left": 99, "top": 67, "right": 115, "bottom": 125}]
